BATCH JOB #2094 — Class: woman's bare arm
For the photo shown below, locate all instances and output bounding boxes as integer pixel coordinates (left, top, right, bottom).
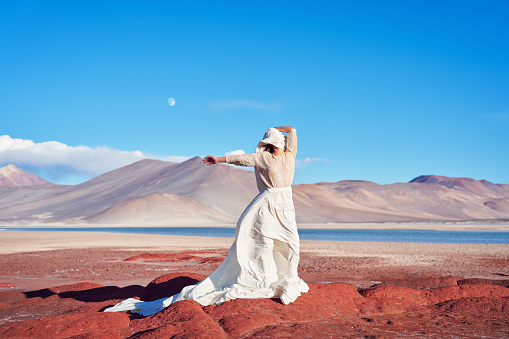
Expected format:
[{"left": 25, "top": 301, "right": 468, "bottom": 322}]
[
  {"left": 274, "top": 126, "right": 295, "bottom": 133},
  {"left": 203, "top": 155, "right": 226, "bottom": 165}
]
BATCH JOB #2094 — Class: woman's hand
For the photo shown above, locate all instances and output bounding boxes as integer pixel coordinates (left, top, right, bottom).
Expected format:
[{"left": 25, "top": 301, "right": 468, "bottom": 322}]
[
  {"left": 203, "top": 155, "right": 218, "bottom": 165},
  {"left": 274, "top": 126, "right": 295, "bottom": 133},
  {"left": 203, "top": 155, "right": 226, "bottom": 165}
]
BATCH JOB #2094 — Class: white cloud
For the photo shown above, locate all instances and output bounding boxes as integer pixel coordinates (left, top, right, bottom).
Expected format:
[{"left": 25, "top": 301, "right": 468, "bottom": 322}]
[
  {"left": 224, "top": 149, "right": 246, "bottom": 156},
  {"left": 295, "top": 158, "right": 330, "bottom": 168},
  {"left": 0, "top": 135, "right": 189, "bottom": 184},
  {"left": 210, "top": 100, "right": 282, "bottom": 111}
]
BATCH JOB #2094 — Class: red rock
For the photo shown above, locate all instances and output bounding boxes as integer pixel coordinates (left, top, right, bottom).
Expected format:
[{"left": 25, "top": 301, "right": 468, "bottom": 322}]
[
  {"left": 145, "top": 272, "right": 206, "bottom": 301},
  {"left": 0, "top": 290, "right": 27, "bottom": 304},
  {"left": 247, "top": 320, "right": 369, "bottom": 338},
  {"left": 1, "top": 273, "right": 509, "bottom": 338},
  {"left": 0, "top": 312, "right": 131, "bottom": 338},
  {"left": 288, "top": 283, "right": 362, "bottom": 319},
  {"left": 458, "top": 278, "right": 509, "bottom": 288},
  {"left": 51, "top": 282, "right": 104, "bottom": 293},
  {"left": 130, "top": 300, "right": 226, "bottom": 338},
  {"left": 216, "top": 312, "right": 283, "bottom": 337},
  {"left": 124, "top": 251, "right": 225, "bottom": 263},
  {"left": 0, "top": 282, "right": 14, "bottom": 289},
  {"left": 436, "top": 296, "right": 509, "bottom": 316},
  {"left": 423, "top": 284, "right": 509, "bottom": 305},
  {"left": 205, "top": 298, "right": 285, "bottom": 336},
  {"left": 379, "top": 276, "right": 460, "bottom": 289},
  {"left": 204, "top": 283, "right": 362, "bottom": 337},
  {"left": 358, "top": 286, "right": 429, "bottom": 314},
  {"left": 199, "top": 256, "right": 225, "bottom": 263},
  {"left": 124, "top": 252, "right": 179, "bottom": 261}
]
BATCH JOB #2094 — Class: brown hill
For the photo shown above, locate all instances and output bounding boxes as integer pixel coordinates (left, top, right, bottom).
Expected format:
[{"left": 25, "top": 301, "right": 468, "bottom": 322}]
[
  {"left": 0, "top": 159, "right": 508, "bottom": 225},
  {"left": 85, "top": 193, "right": 234, "bottom": 225},
  {"left": 0, "top": 158, "right": 256, "bottom": 224},
  {"left": 292, "top": 176, "right": 509, "bottom": 222},
  {"left": 411, "top": 175, "right": 509, "bottom": 198}
]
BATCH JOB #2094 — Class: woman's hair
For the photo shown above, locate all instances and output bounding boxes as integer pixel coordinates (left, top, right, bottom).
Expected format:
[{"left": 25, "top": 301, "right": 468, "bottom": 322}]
[{"left": 267, "top": 144, "right": 275, "bottom": 153}]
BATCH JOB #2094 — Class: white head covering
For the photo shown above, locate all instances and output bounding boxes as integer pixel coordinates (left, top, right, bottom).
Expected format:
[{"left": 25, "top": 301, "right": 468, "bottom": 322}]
[
  {"left": 254, "top": 127, "right": 287, "bottom": 192},
  {"left": 256, "top": 127, "right": 286, "bottom": 153}
]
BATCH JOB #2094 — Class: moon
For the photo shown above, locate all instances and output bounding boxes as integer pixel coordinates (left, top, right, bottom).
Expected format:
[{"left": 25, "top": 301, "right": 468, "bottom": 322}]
[{"left": 168, "top": 98, "right": 176, "bottom": 106}]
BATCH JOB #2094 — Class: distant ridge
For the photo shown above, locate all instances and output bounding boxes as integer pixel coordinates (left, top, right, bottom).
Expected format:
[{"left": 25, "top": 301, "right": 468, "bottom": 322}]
[
  {"left": 85, "top": 193, "right": 234, "bottom": 225},
  {"left": 0, "top": 158, "right": 257, "bottom": 224},
  {"left": 410, "top": 175, "right": 509, "bottom": 198},
  {"left": 0, "top": 164, "right": 52, "bottom": 186},
  {"left": 292, "top": 175, "right": 509, "bottom": 222},
  {"left": 0, "top": 160, "right": 508, "bottom": 225}
]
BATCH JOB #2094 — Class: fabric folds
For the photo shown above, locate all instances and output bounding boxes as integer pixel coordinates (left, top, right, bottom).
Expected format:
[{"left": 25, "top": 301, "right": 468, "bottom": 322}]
[{"left": 104, "top": 186, "right": 308, "bottom": 316}]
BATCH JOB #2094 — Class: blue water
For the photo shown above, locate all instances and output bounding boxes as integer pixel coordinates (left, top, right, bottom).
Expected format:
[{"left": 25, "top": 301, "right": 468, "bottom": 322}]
[{"left": 4, "top": 227, "right": 509, "bottom": 244}]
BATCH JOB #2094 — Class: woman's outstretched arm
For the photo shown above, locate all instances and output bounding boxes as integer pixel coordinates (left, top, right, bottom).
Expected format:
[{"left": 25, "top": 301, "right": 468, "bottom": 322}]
[
  {"left": 274, "top": 126, "right": 295, "bottom": 133},
  {"left": 203, "top": 155, "right": 226, "bottom": 165}
]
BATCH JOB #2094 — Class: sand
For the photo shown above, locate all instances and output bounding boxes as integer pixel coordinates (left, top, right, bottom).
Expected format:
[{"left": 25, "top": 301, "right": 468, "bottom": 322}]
[{"left": 0, "top": 231, "right": 235, "bottom": 255}]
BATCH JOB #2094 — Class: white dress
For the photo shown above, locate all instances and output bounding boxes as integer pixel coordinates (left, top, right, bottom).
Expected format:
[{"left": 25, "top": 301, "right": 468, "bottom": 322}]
[{"left": 104, "top": 129, "right": 308, "bottom": 316}]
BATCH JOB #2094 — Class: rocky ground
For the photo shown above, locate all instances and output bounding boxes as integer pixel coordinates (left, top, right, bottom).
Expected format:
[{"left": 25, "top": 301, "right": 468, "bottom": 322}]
[{"left": 0, "top": 247, "right": 508, "bottom": 338}]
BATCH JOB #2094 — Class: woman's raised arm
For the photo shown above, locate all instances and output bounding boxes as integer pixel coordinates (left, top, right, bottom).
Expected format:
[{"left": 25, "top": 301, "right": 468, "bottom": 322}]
[{"left": 274, "top": 126, "right": 295, "bottom": 134}]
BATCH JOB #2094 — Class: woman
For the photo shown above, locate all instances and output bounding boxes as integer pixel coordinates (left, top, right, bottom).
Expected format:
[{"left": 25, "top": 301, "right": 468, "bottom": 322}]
[{"left": 104, "top": 126, "right": 308, "bottom": 316}]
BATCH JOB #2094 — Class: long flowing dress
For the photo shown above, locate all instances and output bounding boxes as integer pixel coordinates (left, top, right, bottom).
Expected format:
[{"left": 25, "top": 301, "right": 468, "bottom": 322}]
[{"left": 104, "top": 128, "right": 308, "bottom": 316}]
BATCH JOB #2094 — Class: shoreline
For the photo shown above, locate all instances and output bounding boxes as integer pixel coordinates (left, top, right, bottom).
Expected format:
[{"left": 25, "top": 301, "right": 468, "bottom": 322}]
[
  {"left": 1, "top": 221, "right": 508, "bottom": 232},
  {"left": 1, "top": 230, "right": 508, "bottom": 256}
]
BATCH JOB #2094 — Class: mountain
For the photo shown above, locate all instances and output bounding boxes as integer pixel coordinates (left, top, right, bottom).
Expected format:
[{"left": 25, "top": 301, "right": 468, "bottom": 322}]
[
  {"left": 85, "top": 193, "right": 234, "bottom": 225},
  {"left": 0, "top": 159, "right": 508, "bottom": 225},
  {"left": 0, "top": 164, "right": 51, "bottom": 186},
  {"left": 292, "top": 178, "right": 509, "bottom": 222},
  {"left": 410, "top": 175, "right": 509, "bottom": 198},
  {"left": 0, "top": 158, "right": 257, "bottom": 224}
]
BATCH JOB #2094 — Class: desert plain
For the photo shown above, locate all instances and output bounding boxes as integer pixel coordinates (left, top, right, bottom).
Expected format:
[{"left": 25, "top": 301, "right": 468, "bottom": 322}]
[
  {"left": 0, "top": 224, "right": 508, "bottom": 338},
  {"left": 1, "top": 161, "right": 509, "bottom": 337}
]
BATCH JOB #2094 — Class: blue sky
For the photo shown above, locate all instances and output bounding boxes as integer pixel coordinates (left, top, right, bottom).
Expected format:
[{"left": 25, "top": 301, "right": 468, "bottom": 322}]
[{"left": 1, "top": 1, "right": 508, "bottom": 185}]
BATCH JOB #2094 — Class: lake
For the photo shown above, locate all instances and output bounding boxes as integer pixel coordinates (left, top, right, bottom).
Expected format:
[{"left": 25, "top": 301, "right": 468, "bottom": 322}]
[{"left": 4, "top": 227, "right": 509, "bottom": 244}]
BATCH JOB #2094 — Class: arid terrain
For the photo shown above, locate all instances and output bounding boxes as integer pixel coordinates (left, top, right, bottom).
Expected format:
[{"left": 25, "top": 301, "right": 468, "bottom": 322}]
[
  {"left": 0, "top": 231, "right": 508, "bottom": 338},
  {"left": 1, "top": 162, "right": 509, "bottom": 337},
  {"left": 1, "top": 159, "right": 509, "bottom": 225}
]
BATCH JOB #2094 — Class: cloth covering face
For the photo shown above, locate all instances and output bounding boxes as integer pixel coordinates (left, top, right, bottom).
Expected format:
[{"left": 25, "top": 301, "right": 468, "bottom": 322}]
[{"left": 104, "top": 127, "right": 308, "bottom": 316}]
